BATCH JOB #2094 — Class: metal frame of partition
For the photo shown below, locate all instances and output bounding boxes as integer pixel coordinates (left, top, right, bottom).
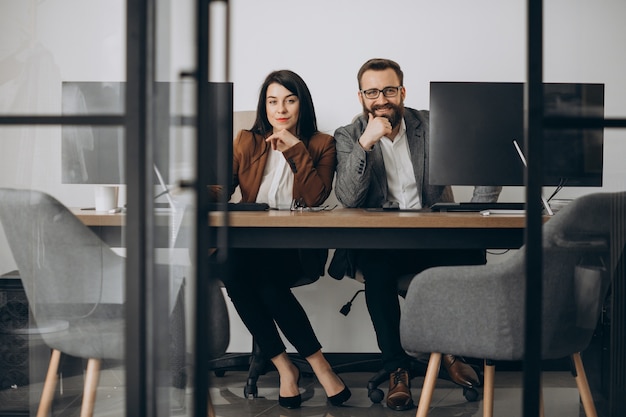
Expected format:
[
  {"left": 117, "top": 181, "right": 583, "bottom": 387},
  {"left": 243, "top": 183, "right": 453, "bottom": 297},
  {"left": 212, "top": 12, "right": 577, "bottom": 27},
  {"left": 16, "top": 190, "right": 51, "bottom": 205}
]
[
  {"left": 524, "top": 2, "right": 544, "bottom": 416},
  {"left": 125, "top": 0, "right": 154, "bottom": 415},
  {"left": 194, "top": 2, "right": 233, "bottom": 417},
  {"left": 193, "top": 0, "right": 212, "bottom": 415}
]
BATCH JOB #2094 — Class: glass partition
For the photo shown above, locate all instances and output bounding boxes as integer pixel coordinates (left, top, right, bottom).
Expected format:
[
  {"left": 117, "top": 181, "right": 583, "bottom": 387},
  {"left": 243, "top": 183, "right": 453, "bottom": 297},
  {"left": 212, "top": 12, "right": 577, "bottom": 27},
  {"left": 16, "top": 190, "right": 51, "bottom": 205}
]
[
  {"left": 0, "top": 0, "right": 129, "bottom": 412},
  {"left": 544, "top": 2, "right": 626, "bottom": 415},
  {"left": 0, "top": 0, "right": 200, "bottom": 416}
]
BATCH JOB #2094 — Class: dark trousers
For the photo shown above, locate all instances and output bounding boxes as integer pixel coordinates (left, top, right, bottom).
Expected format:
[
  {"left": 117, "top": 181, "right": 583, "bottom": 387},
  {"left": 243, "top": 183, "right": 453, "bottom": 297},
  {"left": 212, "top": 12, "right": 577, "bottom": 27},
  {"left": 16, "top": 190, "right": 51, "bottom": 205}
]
[
  {"left": 355, "top": 248, "right": 487, "bottom": 372},
  {"left": 220, "top": 248, "right": 322, "bottom": 360}
]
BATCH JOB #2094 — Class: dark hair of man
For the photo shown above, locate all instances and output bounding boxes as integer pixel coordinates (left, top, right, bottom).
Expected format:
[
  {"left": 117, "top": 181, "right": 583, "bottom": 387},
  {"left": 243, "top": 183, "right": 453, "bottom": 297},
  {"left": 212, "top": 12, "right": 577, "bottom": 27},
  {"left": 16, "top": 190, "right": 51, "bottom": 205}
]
[
  {"left": 357, "top": 58, "right": 404, "bottom": 90},
  {"left": 250, "top": 70, "right": 319, "bottom": 143}
]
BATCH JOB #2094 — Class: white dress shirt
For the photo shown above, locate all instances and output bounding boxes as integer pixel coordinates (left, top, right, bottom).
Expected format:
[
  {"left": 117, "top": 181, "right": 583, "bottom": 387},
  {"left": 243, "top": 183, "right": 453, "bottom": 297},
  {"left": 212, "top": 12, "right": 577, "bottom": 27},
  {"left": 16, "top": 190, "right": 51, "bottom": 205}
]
[{"left": 379, "top": 119, "right": 421, "bottom": 209}]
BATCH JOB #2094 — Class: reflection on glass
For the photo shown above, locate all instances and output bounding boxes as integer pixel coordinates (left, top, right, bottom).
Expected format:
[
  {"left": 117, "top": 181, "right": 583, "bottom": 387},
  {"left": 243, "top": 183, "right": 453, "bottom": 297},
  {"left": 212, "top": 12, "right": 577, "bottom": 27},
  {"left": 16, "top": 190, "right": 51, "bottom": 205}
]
[
  {"left": 543, "top": 83, "right": 605, "bottom": 186},
  {"left": 62, "top": 82, "right": 124, "bottom": 184}
]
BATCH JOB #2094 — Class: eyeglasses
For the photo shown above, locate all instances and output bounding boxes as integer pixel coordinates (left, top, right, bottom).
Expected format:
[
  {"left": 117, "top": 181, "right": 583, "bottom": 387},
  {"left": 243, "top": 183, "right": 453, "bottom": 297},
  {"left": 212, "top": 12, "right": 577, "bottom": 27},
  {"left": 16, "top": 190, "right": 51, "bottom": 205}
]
[
  {"left": 360, "top": 86, "right": 402, "bottom": 100},
  {"left": 290, "top": 198, "right": 337, "bottom": 212}
]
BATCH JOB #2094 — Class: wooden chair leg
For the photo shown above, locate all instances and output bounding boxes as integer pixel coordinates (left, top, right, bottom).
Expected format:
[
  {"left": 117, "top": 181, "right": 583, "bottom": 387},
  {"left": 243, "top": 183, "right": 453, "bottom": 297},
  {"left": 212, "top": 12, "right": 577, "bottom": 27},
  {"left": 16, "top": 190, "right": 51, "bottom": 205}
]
[
  {"left": 416, "top": 352, "right": 442, "bottom": 417},
  {"left": 80, "top": 358, "right": 102, "bottom": 417},
  {"left": 207, "top": 394, "right": 216, "bottom": 417},
  {"left": 483, "top": 359, "right": 495, "bottom": 417},
  {"left": 37, "top": 349, "right": 62, "bottom": 417},
  {"left": 572, "top": 352, "right": 598, "bottom": 417}
]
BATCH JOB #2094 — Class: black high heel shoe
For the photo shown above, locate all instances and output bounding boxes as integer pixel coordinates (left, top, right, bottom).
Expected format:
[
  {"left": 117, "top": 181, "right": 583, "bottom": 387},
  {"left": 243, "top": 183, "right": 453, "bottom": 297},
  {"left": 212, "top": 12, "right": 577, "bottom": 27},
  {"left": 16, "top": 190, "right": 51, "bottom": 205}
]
[
  {"left": 278, "top": 367, "right": 302, "bottom": 409},
  {"left": 327, "top": 378, "right": 351, "bottom": 406},
  {"left": 278, "top": 393, "right": 302, "bottom": 409}
]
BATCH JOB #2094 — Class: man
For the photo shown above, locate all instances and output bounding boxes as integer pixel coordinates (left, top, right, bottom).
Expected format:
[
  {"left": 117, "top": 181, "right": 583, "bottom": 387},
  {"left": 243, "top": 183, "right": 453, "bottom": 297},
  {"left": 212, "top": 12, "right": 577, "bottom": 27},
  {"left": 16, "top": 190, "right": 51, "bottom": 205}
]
[{"left": 329, "top": 58, "right": 501, "bottom": 411}]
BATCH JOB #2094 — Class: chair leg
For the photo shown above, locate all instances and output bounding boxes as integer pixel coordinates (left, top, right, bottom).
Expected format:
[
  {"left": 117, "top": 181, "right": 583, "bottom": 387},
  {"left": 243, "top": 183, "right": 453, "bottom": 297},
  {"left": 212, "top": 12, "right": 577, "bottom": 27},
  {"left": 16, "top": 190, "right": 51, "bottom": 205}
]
[
  {"left": 207, "top": 394, "right": 216, "bottom": 417},
  {"left": 483, "top": 359, "right": 495, "bottom": 417},
  {"left": 572, "top": 352, "right": 598, "bottom": 417},
  {"left": 37, "top": 349, "right": 62, "bottom": 417},
  {"left": 416, "top": 352, "right": 441, "bottom": 417},
  {"left": 80, "top": 358, "right": 102, "bottom": 417},
  {"left": 243, "top": 340, "right": 266, "bottom": 398}
]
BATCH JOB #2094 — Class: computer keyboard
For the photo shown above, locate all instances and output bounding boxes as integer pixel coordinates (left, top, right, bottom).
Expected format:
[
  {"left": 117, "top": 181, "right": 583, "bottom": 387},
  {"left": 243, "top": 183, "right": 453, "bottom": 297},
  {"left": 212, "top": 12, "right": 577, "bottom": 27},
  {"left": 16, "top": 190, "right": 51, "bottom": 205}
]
[
  {"left": 208, "top": 202, "right": 270, "bottom": 211},
  {"left": 430, "top": 202, "right": 526, "bottom": 212}
]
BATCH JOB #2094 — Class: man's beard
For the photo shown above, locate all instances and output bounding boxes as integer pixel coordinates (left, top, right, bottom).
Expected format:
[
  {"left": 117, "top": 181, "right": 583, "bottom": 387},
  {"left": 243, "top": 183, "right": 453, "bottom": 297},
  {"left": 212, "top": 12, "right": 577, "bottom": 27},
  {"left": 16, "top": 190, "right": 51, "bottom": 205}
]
[{"left": 363, "top": 101, "right": 405, "bottom": 129}]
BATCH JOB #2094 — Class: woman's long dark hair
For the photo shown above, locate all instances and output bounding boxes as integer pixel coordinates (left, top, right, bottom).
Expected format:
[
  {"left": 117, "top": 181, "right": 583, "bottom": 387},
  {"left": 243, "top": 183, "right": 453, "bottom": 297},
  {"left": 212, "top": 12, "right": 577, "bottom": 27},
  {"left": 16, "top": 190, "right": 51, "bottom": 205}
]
[{"left": 250, "top": 70, "right": 319, "bottom": 142}]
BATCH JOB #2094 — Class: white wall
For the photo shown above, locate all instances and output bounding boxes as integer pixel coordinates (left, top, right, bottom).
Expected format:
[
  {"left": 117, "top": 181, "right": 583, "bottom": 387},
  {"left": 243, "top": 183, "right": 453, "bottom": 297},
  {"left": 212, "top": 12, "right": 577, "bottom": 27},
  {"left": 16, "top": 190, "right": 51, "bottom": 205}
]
[
  {"left": 227, "top": 0, "right": 626, "bottom": 352},
  {"left": 1, "top": 0, "right": 625, "bottom": 353},
  {"left": 229, "top": 0, "right": 626, "bottom": 202}
]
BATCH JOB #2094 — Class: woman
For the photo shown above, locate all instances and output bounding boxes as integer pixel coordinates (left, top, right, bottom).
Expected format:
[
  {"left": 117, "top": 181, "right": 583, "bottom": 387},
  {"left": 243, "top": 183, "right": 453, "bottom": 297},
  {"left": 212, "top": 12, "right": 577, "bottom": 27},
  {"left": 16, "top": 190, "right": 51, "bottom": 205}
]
[{"left": 222, "top": 70, "right": 350, "bottom": 409}]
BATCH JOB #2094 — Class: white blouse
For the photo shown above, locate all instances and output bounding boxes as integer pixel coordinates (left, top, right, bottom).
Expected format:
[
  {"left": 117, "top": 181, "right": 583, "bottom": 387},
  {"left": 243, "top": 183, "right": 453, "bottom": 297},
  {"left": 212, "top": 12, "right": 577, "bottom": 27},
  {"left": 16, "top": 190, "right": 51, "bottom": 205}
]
[{"left": 256, "top": 147, "right": 294, "bottom": 210}]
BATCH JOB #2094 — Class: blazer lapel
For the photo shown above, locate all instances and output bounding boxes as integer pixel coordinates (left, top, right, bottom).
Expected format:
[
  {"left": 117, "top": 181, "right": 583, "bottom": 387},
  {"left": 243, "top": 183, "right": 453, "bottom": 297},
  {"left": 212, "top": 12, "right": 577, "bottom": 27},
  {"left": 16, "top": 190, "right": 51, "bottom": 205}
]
[{"left": 370, "top": 145, "right": 388, "bottom": 199}]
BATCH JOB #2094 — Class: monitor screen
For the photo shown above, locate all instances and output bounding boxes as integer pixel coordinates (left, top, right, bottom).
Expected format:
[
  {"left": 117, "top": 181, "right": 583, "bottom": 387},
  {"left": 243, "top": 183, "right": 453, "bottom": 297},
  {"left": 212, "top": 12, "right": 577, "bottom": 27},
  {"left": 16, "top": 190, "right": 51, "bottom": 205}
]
[
  {"left": 428, "top": 82, "right": 604, "bottom": 187},
  {"left": 61, "top": 82, "right": 172, "bottom": 184}
]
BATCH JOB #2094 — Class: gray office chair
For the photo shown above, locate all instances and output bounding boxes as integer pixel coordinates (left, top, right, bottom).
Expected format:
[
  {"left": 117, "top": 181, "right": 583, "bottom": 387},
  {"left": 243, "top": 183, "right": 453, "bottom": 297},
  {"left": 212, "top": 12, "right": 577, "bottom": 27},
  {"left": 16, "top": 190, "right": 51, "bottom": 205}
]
[
  {"left": 400, "top": 191, "right": 625, "bottom": 417},
  {"left": 335, "top": 272, "right": 481, "bottom": 404},
  {"left": 0, "top": 188, "right": 228, "bottom": 417}
]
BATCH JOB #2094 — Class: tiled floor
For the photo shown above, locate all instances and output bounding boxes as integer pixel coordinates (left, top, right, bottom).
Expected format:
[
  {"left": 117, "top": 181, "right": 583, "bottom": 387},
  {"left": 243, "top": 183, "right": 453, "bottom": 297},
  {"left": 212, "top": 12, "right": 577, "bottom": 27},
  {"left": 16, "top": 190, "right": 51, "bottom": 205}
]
[
  {"left": 11, "top": 363, "right": 599, "bottom": 417},
  {"left": 208, "top": 369, "right": 586, "bottom": 417}
]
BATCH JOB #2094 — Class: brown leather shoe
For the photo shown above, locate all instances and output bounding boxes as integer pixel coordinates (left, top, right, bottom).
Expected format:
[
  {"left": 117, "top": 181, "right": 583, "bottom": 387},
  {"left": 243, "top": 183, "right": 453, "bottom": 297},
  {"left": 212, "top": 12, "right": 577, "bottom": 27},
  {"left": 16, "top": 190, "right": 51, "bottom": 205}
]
[
  {"left": 386, "top": 368, "right": 414, "bottom": 411},
  {"left": 442, "top": 354, "right": 480, "bottom": 388}
]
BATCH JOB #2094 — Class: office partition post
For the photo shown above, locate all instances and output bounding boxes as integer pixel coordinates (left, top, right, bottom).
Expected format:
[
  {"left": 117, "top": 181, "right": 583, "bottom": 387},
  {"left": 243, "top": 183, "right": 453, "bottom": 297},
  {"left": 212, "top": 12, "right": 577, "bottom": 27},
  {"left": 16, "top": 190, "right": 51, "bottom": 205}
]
[{"left": 524, "top": 1, "right": 544, "bottom": 417}]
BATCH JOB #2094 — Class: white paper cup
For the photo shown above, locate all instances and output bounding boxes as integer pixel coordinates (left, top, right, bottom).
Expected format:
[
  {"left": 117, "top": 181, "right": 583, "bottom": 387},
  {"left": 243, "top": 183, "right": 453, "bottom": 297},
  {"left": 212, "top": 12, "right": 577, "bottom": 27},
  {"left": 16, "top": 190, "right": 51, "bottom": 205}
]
[{"left": 95, "top": 186, "right": 119, "bottom": 212}]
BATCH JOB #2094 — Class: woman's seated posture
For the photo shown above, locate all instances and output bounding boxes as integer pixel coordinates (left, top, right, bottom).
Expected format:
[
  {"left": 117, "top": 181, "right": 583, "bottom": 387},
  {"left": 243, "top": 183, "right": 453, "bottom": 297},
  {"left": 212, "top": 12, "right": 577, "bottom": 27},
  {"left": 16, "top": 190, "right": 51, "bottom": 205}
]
[{"left": 219, "top": 70, "right": 350, "bottom": 409}]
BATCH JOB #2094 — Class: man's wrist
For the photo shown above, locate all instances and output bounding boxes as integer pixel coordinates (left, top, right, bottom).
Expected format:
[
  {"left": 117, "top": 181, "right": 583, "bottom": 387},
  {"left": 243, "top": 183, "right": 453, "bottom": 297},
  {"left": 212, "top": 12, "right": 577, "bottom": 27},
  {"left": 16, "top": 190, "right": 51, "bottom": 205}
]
[{"left": 358, "top": 137, "right": 374, "bottom": 152}]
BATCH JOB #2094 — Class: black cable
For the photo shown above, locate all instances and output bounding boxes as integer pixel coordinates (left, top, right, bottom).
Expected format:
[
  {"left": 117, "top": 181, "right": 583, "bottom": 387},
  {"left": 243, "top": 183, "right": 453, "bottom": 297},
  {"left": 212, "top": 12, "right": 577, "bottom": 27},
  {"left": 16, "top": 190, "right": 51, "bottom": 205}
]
[{"left": 339, "top": 289, "right": 364, "bottom": 316}]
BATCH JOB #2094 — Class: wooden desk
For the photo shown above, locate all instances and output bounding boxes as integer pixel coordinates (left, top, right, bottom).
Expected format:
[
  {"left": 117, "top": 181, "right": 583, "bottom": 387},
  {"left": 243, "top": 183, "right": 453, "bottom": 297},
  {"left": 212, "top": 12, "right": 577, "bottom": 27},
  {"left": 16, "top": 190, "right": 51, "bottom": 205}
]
[
  {"left": 73, "top": 208, "right": 530, "bottom": 250},
  {"left": 72, "top": 208, "right": 181, "bottom": 247},
  {"left": 207, "top": 208, "right": 529, "bottom": 250},
  {"left": 72, "top": 209, "right": 125, "bottom": 246},
  {"left": 72, "top": 208, "right": 125, "bottom": 226}
]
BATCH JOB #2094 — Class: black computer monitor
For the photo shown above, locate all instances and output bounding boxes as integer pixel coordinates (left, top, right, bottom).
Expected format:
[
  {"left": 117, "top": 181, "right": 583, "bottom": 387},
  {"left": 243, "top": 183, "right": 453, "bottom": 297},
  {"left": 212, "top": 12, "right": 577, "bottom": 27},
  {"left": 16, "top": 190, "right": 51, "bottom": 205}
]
[
  {"left": 61, "top": 81, "right": 173, "bottom": 184},
  {"left": 428, "top": 82, "right": 604, "bottom": 187}
]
